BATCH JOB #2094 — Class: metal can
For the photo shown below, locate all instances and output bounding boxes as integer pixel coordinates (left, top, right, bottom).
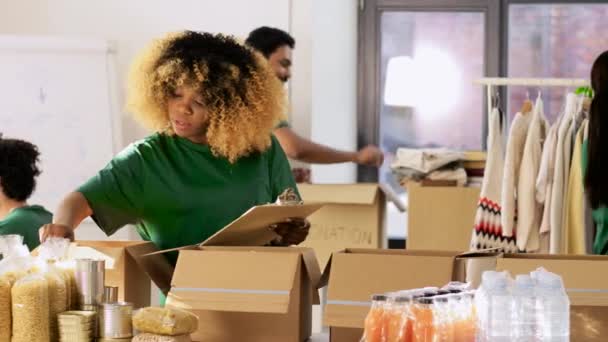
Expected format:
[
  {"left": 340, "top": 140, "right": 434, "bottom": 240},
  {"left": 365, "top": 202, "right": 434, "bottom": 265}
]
[
  {"left": 104, "top": 286, "right": 119, "bottom": 303},
  {"left": 99, "top": 302, "right": 133, "bottom": 338},
  {"left": 75, "top": 259, "right": 105, "bottom": 308}
]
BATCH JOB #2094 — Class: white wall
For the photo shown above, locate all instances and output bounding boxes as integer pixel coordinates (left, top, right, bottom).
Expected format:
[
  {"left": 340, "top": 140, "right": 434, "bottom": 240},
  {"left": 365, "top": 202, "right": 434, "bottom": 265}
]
[
  {"left": 288, "top": 0, "right": 313, "bottom": 172},
  {"left": 310, "top": 0, "right": 358, "bottom": 184},
  {"left": 0, "top": 0, "right": 290, "bottom": 147}
]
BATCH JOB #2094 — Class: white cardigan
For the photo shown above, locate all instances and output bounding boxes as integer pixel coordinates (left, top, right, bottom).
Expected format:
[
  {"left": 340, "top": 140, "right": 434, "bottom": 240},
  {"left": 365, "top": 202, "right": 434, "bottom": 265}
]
[
  {"left": 517, "top": 99, "right": 548, "bottom": 251},
  {"left": 500, "top": 112, "right": 532, "bottom": 237},
  {"left": 550, "top": 93, "right": 577, "bottom": 253}
]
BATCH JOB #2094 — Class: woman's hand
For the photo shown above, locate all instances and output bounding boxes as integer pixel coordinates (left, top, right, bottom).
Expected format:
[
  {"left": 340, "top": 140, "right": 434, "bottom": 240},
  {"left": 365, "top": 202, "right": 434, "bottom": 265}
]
[
  {"left": 39, "top": 223, "right": 75, "bottom": 243},
  {"left": 269, "top": 218, "right": 311, "bottom": 246}
]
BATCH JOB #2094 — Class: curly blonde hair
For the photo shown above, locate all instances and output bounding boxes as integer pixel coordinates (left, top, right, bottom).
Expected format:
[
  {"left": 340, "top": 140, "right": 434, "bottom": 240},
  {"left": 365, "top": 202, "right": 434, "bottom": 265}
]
[{"left": 126, "top": 31, "right": 286, "bottom": 163}]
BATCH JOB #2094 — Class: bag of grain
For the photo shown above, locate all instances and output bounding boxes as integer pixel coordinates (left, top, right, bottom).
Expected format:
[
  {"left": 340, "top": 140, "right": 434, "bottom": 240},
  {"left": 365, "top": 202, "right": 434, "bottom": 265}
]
[
  {"left": 0, "top": 276, "right": 11, "bottom": 342},
  {"left": 11, "top": 274, "right": 50, "bottom": 342},
  {"left": 133, "top": 307, "right": 199, "bottom": 336},
  {"left": 133, "top": 333, "right": 192, "bottom": 342}
]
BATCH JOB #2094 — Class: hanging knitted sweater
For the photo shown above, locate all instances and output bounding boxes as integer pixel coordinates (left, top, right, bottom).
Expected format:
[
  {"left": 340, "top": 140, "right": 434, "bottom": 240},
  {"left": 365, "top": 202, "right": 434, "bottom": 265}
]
[{"left": 471, "top": 107, "right": 518, "bottom": 252}]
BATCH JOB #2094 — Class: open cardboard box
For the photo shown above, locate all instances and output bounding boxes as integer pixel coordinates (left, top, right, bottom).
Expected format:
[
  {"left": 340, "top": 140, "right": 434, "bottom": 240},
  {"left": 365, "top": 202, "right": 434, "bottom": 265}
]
[
  {"left": 66, "top": 240, "right": 167, "bottom": 308},
  {"left": 460, "top": 252, "right": 608, "bottom": 341},
  {"left": 298, "top": 183, "right": 405, "bottom": 268},
  {"left": 136, "top": 203, "right": 323, "bottom": 342},
  {"left": 320, "top": 248, "right": 461, "bottom": 342}
]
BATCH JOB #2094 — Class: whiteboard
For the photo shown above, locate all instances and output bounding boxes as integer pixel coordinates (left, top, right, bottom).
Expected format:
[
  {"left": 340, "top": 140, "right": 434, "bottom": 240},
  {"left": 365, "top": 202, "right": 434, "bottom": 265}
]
[{"left": 0, "top": 35, "right": 121, "bottom": 213}]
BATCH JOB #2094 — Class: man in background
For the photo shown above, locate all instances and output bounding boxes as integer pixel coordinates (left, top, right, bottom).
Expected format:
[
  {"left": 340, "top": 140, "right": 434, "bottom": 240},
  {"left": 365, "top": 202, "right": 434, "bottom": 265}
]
[{"left": 246, "top": 27, "right": 384, "bottom": 168}]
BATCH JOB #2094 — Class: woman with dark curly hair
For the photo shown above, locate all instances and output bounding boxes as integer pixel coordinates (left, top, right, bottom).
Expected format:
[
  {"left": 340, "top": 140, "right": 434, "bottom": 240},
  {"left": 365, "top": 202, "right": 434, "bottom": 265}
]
[
  {"left": 0, "top": 136, "right": 52, "bottom": 250},
  {"left": 584, "top": 50, "right": 608, "bottom": 254},
  {"left": 39, "top": 31, "right": 306, "bottom": 262}
]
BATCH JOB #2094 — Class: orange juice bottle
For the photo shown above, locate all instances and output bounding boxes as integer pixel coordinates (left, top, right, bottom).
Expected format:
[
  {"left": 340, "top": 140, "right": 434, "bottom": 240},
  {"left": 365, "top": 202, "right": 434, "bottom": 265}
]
[
  {"left": 432, "top": 295, "right": 452, "bottom": 342},
  {"left": 364, "top": 294, "right": 388, "bottom": 342},
  {"left": 412, "top": 297, "right": 435, "bottom": 342},
  {"left": 385, "top": 295, "right": 410, "bottom": 342}
]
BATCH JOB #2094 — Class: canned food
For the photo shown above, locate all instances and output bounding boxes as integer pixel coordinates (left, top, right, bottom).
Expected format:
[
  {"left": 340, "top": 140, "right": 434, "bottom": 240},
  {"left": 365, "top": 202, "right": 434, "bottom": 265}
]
[
  {"left": 104, "top": 286, "right": 119, "bottom": 303},
  {"left": 75, "top": 259, "right": 105, "bottom": 308},
  {"left": 99, "top": 302, "right": 133, "bottom": 338}
]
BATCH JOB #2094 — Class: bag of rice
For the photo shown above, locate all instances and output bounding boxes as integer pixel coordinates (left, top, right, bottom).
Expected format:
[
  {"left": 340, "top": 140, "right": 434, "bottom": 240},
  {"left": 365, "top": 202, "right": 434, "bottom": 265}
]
[
  {"left": 11, "top": 274, "right": 50, "bottom": 342},
  {"left": 133, "top": 333, "right": 192, "bottom": 342},
  {"left": 0, "top": 276, "right": 11, "bottom": 342},
  {"left": 133, "top": 307, "right": 198, "bottom": 336}
]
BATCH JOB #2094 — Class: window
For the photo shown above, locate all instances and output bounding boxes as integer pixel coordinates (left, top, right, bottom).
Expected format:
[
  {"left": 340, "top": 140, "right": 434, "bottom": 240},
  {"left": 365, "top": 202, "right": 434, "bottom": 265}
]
[
  {"left": 507, "top": 3, "right": 608, "bottom": 122},
  {"left": 379, "top": 11, "right": 486, "bottom": 189}
]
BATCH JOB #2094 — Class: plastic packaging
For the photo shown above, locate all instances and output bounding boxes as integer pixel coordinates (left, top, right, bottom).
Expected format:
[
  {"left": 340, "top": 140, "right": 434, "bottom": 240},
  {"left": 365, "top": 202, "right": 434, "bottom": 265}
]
[
  {"left": 535, "top": 268, "right": 570, "bottom": 341},
  {"left": 511, "top": 274, "right": 538, "bottom": 340},
  {"left": 133, "top": 307, "right": 199, "bottom": 336},
  {"left": 486, "top": 272, "right": 512, "bottom": 341},
  {"left": 0, "top": 234, "right": 23, "bottom": 257},
  {"left": 0, "top": 276, "right": 11, "bottom": 342},
  {"left": 385, "top": 294, "right": 410, "bottom": 342},
  {"left": 432, "top": 295, "right": 451, "bottom": 342},
  {"left": 11, "top": 274, "right": 50, "bottom": 342},
  {"left": 412, "top": 297, "right": 434, "bottom": 342},
  {"left": 363, "top": 294, "right": 388, "bottom": 342},
  {"left": 133, "top": 333, "right": 193, "bottom": 342}
]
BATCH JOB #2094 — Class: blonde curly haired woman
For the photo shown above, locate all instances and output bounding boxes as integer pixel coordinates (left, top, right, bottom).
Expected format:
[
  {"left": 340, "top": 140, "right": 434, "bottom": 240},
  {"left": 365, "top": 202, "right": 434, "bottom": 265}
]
[{"left": 39, "top": 31, "right": 308, "bottom": 264}]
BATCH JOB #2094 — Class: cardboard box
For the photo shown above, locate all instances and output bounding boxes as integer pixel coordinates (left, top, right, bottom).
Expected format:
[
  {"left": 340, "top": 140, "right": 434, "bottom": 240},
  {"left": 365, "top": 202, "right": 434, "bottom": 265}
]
[
  {"left": 406, "top": 182, "right": 479, "bottom": 251},
  {"left": 136, "top": 203, "right": 323, "bottom": 342},
  {"left": 69, "top": 241, "right": 165, "bottom": 308},
  {"left": 321, "top": 248, "right": 460, "bottom": 341},
  {"left": 166, "top": 247, "right": 320, "bottom": 342},
  {"left": 462, "top": 252, "right": 608, "bottom": 341},
  {"left": 298, "top": 183, "right": 405, "bottom": 268}
]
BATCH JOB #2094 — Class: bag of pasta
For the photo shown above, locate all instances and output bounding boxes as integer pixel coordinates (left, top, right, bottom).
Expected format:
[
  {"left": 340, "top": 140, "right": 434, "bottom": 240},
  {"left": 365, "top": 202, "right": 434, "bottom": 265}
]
[
  {"left": 133, "top": 333, "right": 192, "bottom": 342},
  {"left": 41, "top": 264, "right": 68, "bottom": 341},
  {"left": 0, "top": 276, "right": 11, "bottom": 342},
  {"left": 133, "top": 307, "right": 199, "bottom": 336},
  {"left": 11, "top": 274, "right": 50, "bottom": 342}
]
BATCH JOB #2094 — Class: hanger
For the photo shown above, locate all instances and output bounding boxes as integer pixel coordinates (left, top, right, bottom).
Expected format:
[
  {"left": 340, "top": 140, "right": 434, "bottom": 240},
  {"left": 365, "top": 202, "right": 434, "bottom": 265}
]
[{"left": 520, "top": 90, "right": 533, "bottom": 114}]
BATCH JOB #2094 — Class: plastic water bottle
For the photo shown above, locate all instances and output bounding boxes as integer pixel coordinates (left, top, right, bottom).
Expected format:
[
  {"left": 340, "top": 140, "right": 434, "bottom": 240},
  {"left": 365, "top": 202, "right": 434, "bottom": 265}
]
[
  {"left": 536, "top": 271, "right": 570, "bottom": 342},
  {"left": 511, "top": 274, "right": 538, "bottom": 341},
  {"left": 475, "top": 271, "right": 507, "bottom": 342},
  {"left": 486, "top": 273, "right": 512, "bottom": 341}
]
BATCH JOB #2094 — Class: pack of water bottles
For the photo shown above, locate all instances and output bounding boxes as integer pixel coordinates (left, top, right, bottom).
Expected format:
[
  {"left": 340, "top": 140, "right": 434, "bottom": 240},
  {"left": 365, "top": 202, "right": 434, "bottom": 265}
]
[
  {"left": 476, "top": 267, "right": 570, "bottom": 342},
  {"left": 362, "top": 281, "right": 477, "bottom": 342},
  {"left": 361, "top": 267, "right": 570, "bottom": 342}
]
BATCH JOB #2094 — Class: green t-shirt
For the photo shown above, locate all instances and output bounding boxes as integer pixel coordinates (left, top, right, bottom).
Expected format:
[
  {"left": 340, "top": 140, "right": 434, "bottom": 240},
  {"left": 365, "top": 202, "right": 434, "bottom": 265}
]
[
  {"left": 78, "top": 133, "right": 297, "bottom": 264},
  {"left": 0, "top": 205, "right": 52, "bottom": 251},
  {"left": 582, "top": 140, "right": 608, "bottom": 254}
]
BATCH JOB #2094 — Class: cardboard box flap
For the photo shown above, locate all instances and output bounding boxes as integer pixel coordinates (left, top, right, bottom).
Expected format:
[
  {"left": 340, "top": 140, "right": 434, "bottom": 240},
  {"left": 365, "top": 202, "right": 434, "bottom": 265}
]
[
  {"left": 496, "top": 254, "right": 608, "bottom": 306},
  {"left": 126, "top": 242, "right": 176, "bottom": 295},
  {"left": 169, "top": 249, "right": 302, "bottom": 314},
  {"left": 68, "top": 242, "right": 126, "bottom": 269},
  {"left": 298, "top": 184, "right": 380, "bottom": 205},
  {"left": 299, "top": 248, "right": 322, "bottom": 304},
  {"left": 200, "top": 203, "right": 322, "bottom": 246},
  {"left": 323, "top": 249, "right": 456, "bottom": 328}
]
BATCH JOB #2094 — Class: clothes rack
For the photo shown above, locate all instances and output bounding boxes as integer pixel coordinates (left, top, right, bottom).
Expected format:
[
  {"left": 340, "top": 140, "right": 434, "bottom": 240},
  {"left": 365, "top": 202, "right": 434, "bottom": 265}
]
[{"left": 475, "top": 77, "right": 590, "bottom": 116}]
